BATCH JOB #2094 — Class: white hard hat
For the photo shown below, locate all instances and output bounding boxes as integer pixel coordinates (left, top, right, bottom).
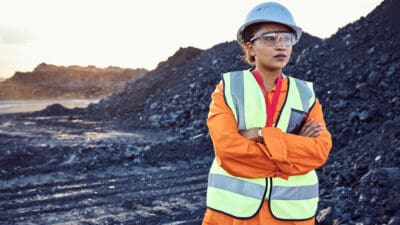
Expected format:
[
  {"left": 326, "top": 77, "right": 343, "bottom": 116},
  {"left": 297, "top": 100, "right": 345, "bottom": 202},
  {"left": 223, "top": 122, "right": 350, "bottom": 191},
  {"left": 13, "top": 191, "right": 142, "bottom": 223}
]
[{"left": 237, "top": 2, "right": 302, "bottom": 45}]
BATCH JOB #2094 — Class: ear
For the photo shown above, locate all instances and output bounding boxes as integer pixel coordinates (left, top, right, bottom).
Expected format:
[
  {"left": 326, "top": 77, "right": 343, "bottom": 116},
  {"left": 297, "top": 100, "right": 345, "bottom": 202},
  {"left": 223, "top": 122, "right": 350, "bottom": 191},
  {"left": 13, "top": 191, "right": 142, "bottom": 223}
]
[{"left": 245, "top": 42, "right": 256, "bottom": 56}]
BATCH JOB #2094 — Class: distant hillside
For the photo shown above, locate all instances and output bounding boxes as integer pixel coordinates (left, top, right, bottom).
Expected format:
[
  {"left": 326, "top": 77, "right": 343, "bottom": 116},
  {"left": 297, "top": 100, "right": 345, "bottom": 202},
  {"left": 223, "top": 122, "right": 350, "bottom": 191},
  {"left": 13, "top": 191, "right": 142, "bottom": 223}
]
[{"left": 0, "top": 63, "right": 148, "bottom": 100}]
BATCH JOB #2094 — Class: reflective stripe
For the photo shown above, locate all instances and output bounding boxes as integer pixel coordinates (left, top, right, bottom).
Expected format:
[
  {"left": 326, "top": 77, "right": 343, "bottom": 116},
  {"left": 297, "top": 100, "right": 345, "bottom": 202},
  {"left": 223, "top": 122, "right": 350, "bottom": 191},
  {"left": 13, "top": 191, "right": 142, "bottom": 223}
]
[
  {"left": 208, "top": 173, "right": 265, "bottom": 199},
  {"left": 307, "top": 82, "right": 316, "bottom": 107},
  {"left": 271, "top": 184, "right": 319, "bottom": 200},
  {"left": 209, "top": 159, "right": 266, "bottom": 186},
  {"left": 222, "top": 75, "right": 237, "bottom": 122},
  {"left": 229, "top": 71, "right": 246, "bottom": 130},
  {"left": 293, "top": 78, "right": 313, "bottom": 113}
]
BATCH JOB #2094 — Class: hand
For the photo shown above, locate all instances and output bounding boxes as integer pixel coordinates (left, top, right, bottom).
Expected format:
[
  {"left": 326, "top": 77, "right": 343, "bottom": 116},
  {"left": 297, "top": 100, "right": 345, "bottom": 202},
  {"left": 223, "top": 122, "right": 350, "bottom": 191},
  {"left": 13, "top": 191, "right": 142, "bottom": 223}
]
[
  {"left": 240, "top": 128, "right": 263, "bottom": 142},
  {"left": 299, "top": 118, "right": 323, "bottom": 137}
]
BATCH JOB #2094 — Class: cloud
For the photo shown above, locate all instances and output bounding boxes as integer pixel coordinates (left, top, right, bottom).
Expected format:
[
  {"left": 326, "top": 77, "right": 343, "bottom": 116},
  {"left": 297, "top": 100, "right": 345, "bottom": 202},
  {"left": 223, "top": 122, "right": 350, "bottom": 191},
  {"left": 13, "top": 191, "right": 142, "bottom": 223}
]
[{"left": 0, "top": 26, "right": 34, "bottom": 45}]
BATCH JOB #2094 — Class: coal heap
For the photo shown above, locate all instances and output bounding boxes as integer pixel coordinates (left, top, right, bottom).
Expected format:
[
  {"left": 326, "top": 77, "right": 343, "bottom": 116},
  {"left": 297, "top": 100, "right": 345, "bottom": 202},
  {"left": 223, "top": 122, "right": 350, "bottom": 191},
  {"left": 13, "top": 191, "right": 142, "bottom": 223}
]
[
  {"left": 87, "top": 33, "right": 320, "bottom": 133},
  {"left": 86, "top": 0, "right": 399, "bottom": 224}
]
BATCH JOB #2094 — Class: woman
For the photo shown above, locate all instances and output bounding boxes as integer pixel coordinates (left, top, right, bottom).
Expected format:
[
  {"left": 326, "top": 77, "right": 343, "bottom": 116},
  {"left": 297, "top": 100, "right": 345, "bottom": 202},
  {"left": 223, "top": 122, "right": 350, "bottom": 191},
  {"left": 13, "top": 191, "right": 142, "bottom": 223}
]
[{"left": 202, "top": 2, "right": 332, "bottom": 225}]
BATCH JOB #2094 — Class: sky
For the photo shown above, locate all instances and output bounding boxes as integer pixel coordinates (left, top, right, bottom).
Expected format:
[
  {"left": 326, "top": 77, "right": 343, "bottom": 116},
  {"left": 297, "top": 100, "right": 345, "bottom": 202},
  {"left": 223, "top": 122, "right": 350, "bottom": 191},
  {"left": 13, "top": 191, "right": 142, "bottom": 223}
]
[{"left": 0, "top": 0, "right": 384, "bottom": 79}]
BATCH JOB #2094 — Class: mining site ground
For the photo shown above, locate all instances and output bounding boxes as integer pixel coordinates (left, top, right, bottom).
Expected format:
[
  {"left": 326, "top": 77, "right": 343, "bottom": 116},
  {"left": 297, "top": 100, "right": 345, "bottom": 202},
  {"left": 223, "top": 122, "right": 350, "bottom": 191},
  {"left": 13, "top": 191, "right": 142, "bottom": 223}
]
[{"left": 0, "top": 113, "right": 210, "bottom": 225}]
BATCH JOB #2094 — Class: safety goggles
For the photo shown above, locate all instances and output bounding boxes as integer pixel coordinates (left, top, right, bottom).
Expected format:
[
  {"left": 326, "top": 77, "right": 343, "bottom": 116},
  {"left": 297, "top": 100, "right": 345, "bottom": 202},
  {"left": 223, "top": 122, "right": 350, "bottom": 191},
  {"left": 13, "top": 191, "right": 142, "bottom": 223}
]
[{"left": 250, "top": 31, "right": 297, "bottom": 47}]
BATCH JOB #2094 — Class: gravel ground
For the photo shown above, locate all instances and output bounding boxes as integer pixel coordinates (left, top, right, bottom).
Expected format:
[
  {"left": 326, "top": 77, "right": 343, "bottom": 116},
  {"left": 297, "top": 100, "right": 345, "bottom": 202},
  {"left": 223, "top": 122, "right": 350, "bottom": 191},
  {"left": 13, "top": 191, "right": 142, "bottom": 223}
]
[{"left": 0, "top": 113, "right": 211, "bottom": 225}]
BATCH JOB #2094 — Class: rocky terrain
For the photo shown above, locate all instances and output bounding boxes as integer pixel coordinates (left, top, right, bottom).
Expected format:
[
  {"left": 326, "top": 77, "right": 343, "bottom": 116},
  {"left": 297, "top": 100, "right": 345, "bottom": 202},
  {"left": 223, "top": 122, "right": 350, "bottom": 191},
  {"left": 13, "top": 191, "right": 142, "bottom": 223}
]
[
  {"left": 0, "top": 63, "right": 147, "bottom": 100},
  {"left": 0, "top": 0, "right": 399, "bottom": 224},
  {"left": 0, "top": 111, "right": 210, "bottom": 224}
]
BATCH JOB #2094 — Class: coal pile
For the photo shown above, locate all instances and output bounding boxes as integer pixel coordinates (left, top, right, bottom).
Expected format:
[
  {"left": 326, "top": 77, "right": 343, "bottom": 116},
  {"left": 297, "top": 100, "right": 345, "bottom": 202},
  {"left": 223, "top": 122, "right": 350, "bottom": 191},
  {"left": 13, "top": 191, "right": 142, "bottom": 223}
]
[
  {"left": 86, "top": 0, "right": 399, "bottom": 224},
  {"left": 305, "top": 0, "right": 400, "bottom": 223},
  {"left": 87, "top": 33, "right": 320, "bottom": 136}
]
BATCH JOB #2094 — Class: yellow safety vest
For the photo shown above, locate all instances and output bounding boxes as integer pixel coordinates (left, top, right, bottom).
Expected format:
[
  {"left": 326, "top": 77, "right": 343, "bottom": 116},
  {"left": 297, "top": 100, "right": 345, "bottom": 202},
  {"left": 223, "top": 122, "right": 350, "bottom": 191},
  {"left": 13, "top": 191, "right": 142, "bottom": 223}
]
[{"left": 207, "top": 70, "right": 318, "bottom": 220}]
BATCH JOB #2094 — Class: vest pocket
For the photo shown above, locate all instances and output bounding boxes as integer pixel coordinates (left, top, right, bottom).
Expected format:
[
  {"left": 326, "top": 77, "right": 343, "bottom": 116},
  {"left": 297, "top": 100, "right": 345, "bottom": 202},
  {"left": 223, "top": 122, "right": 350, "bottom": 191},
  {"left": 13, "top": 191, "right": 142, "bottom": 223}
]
[
  {"left": 269, "top": 170, "right": 319, "bottom": 221},
  {"left": 287, "top": 109, "right": 307, "bottom": 134},
  {"left": 269, "top": 171, "right": 319, "bottom": 220},
  {"left": 206, "top": 160, "right": 268, "bottom": 218}
]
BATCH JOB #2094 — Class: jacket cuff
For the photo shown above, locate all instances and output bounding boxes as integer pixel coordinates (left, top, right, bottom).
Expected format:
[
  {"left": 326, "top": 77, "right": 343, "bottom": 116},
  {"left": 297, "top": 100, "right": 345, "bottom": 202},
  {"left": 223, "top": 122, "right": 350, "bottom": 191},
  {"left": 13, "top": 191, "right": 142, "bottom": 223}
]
[{"left": 261, "top": 127, "right": 287, "bottom": 162}]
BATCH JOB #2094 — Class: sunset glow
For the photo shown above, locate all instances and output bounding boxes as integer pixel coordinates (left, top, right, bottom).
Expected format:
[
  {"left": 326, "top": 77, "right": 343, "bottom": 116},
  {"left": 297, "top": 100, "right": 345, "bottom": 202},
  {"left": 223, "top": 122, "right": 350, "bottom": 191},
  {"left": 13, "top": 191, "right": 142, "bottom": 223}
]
[{"left": 0, "top": 0, "right": 383, "bottom": 78}]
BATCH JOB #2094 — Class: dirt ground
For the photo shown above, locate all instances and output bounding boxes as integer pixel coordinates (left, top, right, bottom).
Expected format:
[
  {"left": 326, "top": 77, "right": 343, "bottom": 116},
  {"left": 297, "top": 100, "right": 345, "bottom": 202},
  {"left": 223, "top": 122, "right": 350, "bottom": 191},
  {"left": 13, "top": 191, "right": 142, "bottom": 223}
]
[{"left": 0, "top": 113, "right": 210, "bottom": 225}]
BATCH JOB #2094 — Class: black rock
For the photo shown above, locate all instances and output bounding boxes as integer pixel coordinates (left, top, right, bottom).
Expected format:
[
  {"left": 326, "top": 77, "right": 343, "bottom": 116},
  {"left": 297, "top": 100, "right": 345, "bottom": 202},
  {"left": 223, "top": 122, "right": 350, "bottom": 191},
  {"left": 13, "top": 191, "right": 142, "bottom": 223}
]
[
  {"left": 388, "top": 216, "right": 400, "bottom": 225},
  {"left": 379, "top": 53, "right": 390, "bottom": 64},
  {"left": 317, "top": 207, "right": 336, "bottom": 225},
  {"left": 358, "top": 110, "right": 373, "bottom": 121},
  {"left": 386, "top": 65, "right": 397, "bottom": 77},
  {"left": 367, "top": 71, "right": 380, "bottom": 85},
  {"left": 149, "top": 102, "right": 159, "bottom": 110}
]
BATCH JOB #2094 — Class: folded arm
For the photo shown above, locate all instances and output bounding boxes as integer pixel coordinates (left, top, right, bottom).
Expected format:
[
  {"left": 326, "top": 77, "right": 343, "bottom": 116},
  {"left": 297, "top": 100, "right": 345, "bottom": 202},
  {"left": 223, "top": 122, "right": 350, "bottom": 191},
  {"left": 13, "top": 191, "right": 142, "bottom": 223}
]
[
  {"left": 208, "top": 82, "right": 332, "bottom": 179},
  {"left": 260, "top": 99, "right": 332, "bottom": 175},
  {"left": 208, "top": 82, "right": 285, "bottom": 178}
]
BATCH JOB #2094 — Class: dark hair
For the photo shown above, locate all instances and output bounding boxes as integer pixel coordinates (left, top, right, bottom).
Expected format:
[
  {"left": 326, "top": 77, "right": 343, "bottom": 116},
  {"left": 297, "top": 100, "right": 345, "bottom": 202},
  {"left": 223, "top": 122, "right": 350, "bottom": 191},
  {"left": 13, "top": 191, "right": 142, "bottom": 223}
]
[{"left": 241, "top": 23, "right": 264, "bottom": 65}]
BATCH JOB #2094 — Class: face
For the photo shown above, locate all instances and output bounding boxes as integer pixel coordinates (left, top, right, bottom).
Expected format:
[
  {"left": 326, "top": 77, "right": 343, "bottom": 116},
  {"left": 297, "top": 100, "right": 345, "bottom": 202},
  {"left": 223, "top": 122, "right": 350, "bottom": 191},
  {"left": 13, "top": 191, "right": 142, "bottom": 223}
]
[{"left": 245, "top": 23, "right": 293, "bottom": 71}]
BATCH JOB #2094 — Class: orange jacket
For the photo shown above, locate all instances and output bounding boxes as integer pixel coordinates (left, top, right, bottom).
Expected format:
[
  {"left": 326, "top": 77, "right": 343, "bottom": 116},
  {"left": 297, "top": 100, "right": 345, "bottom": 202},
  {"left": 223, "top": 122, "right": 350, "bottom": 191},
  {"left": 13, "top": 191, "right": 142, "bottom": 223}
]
[{"left": 202, "top": 77, "right": 332, "bottom": 225}]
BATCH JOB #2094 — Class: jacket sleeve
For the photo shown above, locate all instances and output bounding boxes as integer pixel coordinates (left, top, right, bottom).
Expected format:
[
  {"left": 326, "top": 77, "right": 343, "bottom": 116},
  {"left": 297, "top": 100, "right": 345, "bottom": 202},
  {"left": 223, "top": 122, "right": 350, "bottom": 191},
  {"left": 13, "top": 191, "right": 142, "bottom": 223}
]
[
  {"left": 261, "top": 98, "right": 332, "bottom": 175},
  {"left": 207, "top": 82, "right": 285, "bottom": 179}
]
